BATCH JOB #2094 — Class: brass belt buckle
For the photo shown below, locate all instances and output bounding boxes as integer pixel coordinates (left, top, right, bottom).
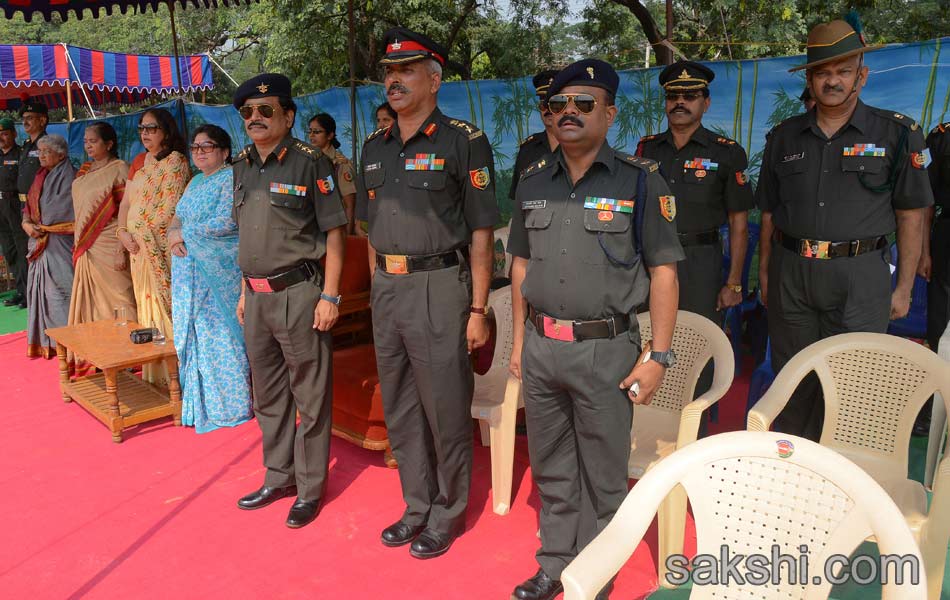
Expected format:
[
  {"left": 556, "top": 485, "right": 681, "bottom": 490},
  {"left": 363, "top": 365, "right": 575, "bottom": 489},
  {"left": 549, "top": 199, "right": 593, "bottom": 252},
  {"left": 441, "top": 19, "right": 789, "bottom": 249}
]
[
  {"left": 801, "top": 239, "right": 831, "bottom": 259},
  {"left": 384, "top": 254, "right": 409, "bottom": 274}
]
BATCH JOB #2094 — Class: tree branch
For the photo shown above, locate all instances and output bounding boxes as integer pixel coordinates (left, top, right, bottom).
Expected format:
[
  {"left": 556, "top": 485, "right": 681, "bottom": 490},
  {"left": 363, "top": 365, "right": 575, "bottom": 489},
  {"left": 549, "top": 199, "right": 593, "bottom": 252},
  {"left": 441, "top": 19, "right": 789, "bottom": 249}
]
[{"left": 611, "top": 0, "right": 673, "bottom": 65}]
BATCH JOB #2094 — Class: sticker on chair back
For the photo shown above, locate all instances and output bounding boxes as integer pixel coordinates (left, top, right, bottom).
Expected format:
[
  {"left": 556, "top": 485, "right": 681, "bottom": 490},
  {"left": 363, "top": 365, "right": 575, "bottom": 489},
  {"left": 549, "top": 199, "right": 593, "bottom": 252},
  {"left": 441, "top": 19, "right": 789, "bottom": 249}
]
[{"left": 776, "top": 439, "right": 794, "bottom": 458}]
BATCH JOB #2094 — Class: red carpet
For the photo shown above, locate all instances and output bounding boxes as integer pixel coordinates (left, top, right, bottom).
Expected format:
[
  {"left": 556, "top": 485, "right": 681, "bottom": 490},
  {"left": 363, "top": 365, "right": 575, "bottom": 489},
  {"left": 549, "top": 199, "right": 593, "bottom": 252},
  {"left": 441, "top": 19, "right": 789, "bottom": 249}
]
[{"left": 0, "top": 330, "right": 756, "bottom": 599}]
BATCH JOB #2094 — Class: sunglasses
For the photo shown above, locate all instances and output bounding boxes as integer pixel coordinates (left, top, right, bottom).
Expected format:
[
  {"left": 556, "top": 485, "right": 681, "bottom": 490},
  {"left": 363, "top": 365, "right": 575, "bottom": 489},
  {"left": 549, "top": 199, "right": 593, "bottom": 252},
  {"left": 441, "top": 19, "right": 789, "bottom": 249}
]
[
  {"left": 547, "top": 93, "right": 598, "bottom": 115},
  {"left": 665, "top": 91, "right": 704, "bottom": 102},
  {"left": 137, "top": 123, "right": 160, "bottom": 133},
  {"left": 307, "top": 128, "right": 326, "bottom": 135},
  {"left": 238, "top": 104, "right": 278, "bottom": 120},
  {"left": 189, "top": 142, "right": 221, "bottom": 154}
]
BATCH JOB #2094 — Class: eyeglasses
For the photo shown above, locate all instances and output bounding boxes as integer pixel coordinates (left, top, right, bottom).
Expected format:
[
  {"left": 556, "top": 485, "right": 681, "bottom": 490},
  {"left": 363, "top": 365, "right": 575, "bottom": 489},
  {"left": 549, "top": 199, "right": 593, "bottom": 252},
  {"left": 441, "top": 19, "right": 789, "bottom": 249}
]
[
  {"left": 189, "top": 142, "right": 221, "bottom": 154},
  {"left": 538, "top": 102, "right": 550, "bottom": 113},
  {"left": 307, "top": 129, "right": 326, "bottom": 135},
  {"left": 238, "top": 104, "right": 277, "bottom": 120},
  {"left": 665, "top": 91, "right": 704, "bottom": 102},
  {"left": 137, "top": 123, "right": 160, "bottom": 133},
  {"left": 547, "top": 93, "right": 598, "bottom": 115}
]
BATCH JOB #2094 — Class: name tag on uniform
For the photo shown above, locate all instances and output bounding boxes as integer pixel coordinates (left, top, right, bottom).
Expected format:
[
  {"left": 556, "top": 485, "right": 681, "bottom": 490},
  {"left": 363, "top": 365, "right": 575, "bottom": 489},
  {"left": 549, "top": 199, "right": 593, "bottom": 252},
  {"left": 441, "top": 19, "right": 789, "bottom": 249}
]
[
  {"left": 782, "top": 152, "right": 805, "bottom": 163},
  {"left": 269, "top": 182, "right": 307, "bottom": 196},
  {"left": 843, "top": 144, "right": 885, "bottom": 157},
  {"left": 2, "top": 160, "right": 16, "bottom": 166},
  {"left": 28, "top": 150, "right": 39, "bottom": 158},
  {"left": 584, "top": 197, "right": 635, "bottom": 214},
  {"left": 684, "top": 158, "right": 718, "bottom": 171},
  {"left": 365, "top": 162, "right": 381, "bottom": 171},
  {"left": 521, "top": 200, "right": 546, "bottom": 210},
  {"left": 405, "top": 153, "right": 445, "bottom": 171}
]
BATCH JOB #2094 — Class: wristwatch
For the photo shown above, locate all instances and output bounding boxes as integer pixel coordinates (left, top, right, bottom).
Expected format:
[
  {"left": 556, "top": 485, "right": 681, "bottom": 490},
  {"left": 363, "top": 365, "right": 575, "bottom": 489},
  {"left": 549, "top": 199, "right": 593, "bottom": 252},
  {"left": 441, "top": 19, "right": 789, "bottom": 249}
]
[
  {"left": 647, "top": 349, "right": 676, "bottom": 368},
  {"left": 320, "top": 293, "right": 342, "bottom": 305},
  {"left": 726, "top": 283, "right": 742, "bottom": 293}
]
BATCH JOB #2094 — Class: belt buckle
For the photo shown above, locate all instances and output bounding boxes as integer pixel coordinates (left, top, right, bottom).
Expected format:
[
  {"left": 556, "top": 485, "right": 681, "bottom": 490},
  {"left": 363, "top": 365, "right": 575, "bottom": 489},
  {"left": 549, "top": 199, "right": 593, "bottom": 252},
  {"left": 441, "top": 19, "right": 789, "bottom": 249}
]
[
  {"left": 384, "top": 254, "right": 408, "bottom": 275},
  {"left": 542, "top": 316, "right": 574, "bottom": 342},
  {"left": 247, "top": 277, "right": 274, "bottom": 293},
  {"left": 801, "top": 239, "right": 830, "bottom": 259}
]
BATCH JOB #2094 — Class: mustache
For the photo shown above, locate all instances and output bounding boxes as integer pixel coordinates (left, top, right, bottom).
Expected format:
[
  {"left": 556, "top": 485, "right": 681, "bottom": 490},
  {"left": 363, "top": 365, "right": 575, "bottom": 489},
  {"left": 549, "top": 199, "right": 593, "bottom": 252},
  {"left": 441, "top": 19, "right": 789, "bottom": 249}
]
[
  {"left": 558, "top": 115, "right": 584, "bottom": 128},
  {"left": 670, "top": 104, "right": 691, "bottom": 114},
  {"left": 247, "top": 121, "right": 267, "bottom": 128},
  {"left": 387, "top": 83, "right": 410, "bottom": 96},
  {"left": 822, "top": 83, "right": 846, "bottom": 93}
]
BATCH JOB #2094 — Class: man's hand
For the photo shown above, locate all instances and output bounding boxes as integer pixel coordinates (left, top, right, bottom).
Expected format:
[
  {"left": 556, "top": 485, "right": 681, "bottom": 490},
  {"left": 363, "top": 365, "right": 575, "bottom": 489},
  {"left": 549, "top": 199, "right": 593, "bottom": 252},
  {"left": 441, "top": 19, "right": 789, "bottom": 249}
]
[
  {"left": 313, "top": 298, "right": 339, "bottom": 331},
  {"left": 236, "top": 294, "right": 245, "bottom": 326},
  {"left": 917, "top": 252, "right": 932, "bottom": 282},
  {"left": 619, "top": 358, "right": 666, "bottom": 406},
  {"left": 467, "top": 313, "right": 489, "bottom": 354},
  {"left": 759, "top": 271, "right": 769, "bottom": 308},
  {"left": 508, "top": 338, "right": 523, "bottom": 381},
  {"left": 716, "top": 285, "right": 742, "bottom": 311},
  {"left": 890, "top": 289, "right": 911, "bottom": 320}
]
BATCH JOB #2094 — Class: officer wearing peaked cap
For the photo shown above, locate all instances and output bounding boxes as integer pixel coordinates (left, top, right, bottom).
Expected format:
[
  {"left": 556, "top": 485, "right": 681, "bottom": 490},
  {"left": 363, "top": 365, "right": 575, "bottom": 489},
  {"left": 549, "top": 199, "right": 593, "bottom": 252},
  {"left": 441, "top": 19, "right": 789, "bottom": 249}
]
[
  {"left": 355, "top": 28, "right": 499, "bottom": 559},
  {"left": 232, "top": 73, "right": 348, "bottom": 529},
  {"left": 507, "top": 58, "right": 683, "bottom": 600},
  {"left": 509, "top": 69, "right": 560, "bottom": 204},
  {"left": 637, "top": 60, "right": 754, "bottom": 419},
  {"left": 757, "top": 16, "right": 933, "bottom": 440}
]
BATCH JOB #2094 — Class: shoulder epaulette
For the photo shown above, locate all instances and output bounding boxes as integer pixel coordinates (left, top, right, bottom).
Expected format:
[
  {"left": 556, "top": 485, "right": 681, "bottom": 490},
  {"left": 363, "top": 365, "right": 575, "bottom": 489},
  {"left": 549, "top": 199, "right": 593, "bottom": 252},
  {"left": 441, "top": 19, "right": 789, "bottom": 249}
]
[
  {"left": 235, "top": 145, "right": 252, "bottom": 163},
  {"left": 930, "top": 122, "right": 950, "bottom": 136},
  {"left": 520, "top": 133, "right": 537, "bottom": 145},
  {"left": 638, "top": 134, "right": 658, "bottom": 144},
  {"left": 873, "top": 108, "right": 920, "bottom": 131},
  {"left": 714, "top": 135, "right": 737, "bottom": 146},
  {"left": 365, "top": 126, "right": 389, "bottom": 142},
  {"left": 522, "top": 157, "right": 552, "bottom": 179},
  {"left": 291, "top": 140, "right": 322, "bottom": 161},
  {"left": 444, "top": 117, "right": 485, "bottom": 141},
  {"left": 619, "top": 152, "right": 659, "bottom": 173}
]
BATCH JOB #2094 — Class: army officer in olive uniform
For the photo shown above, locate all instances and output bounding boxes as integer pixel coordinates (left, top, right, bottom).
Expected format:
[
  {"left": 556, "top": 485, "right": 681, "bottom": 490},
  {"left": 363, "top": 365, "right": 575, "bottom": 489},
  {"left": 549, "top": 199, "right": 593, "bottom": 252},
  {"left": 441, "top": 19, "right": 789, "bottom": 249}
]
[
  {"left": 757, "top": 18, "right": 933, "bottom": 440},
  {"left": 509, "top": 69, "right": 559, "bottom": 202},
  {"left": 508, "top": 59, "right": 684, "bottom": 600},
  {"left": 0, "top": 118, "right": 27, "bottom": 308},
  {"left": 232, "top": 74, "right": 348, "bottom": 529},
  {"left": 355, "top": 28, "right": 499, "bottom": 559}
]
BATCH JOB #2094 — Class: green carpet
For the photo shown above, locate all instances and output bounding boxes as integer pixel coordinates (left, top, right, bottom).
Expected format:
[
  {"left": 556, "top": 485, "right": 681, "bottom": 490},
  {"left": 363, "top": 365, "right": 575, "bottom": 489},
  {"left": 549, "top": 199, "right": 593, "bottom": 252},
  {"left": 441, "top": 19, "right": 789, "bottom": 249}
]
[{"left": 0, "top": 290, "right": 26, "bottom": 335}]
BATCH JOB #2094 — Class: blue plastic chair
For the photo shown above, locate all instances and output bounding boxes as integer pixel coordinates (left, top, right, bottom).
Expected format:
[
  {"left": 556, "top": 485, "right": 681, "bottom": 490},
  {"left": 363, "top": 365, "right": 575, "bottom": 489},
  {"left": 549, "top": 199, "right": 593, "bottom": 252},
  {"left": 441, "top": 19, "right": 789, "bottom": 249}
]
[
  {"left": 886, "top": 242, "right": 928, "bottom": 339},
  {"left": 745, "top": 339, "right": 775, "bottom": 417},
  {"left": 720, "top": 221, "right": 761, "bottom": 372}
]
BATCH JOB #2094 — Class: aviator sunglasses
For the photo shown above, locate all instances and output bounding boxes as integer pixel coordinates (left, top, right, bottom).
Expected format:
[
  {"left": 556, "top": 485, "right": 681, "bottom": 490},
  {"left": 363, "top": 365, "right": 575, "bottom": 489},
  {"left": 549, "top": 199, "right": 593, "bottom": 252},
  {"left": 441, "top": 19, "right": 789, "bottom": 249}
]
[
  {"left": 546, "top": 93, "right": 598, "bottom": 115},
  {"left": 238, "top": 104, "right": 278, "bottom": 120}
]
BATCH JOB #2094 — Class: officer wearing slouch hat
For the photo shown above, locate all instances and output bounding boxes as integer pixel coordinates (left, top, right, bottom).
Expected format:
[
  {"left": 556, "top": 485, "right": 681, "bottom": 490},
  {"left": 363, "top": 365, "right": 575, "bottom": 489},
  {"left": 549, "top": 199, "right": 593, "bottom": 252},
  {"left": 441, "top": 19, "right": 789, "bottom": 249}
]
[
  {"left": 509, "top": 69, "right": 559, "bottom": 202},
  {"left": 355, "top": 27, "right": 499, "bottom": 559},
  {"left": 507, "top": 59, "right": 684, "bottom": 600},
  {"left": 756, "top": 15, "right": 933, "bottom": 440},
  {"left": 0, "top": 118, "right": 28, "bottom": 308},
  {"left": 231, "top": 73, "right": 348, "bottom": 529}
]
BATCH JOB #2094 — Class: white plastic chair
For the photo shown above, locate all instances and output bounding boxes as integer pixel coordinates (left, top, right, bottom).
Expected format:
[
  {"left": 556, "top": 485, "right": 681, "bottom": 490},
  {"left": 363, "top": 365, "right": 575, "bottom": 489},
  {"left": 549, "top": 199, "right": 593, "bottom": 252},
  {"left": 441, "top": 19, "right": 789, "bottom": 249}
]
[
  {"left": 748, "top": 333, "right": 950, "bottom": 600},
  {"left": 634, "top": 310, "right": 735, "bottom": 586},
  {"left": 561, "top": 431, "right": 927, "bottom": 600},
  {"left": 471, "top": 285, "right": 523, "bottom": 515},
  {"left": 925, "top": 322, "right": 950, "bottom": 489}
]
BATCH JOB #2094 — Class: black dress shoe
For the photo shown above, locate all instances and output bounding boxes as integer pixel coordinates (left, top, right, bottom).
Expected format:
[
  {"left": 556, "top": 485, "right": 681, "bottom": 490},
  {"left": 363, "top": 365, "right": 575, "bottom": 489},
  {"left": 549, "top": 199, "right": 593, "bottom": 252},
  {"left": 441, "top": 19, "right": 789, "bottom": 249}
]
[
  {"left": 286, "top": 498, "right": 322, "bottom": 528},
  {"left": 236, "top": 485, "right": 297, "bottom": 510},
  {"left": 3, "top": 294, "right": 23, "bottom": 307},
  {"left": 511, "top": 568, "right": 562, "bottom": 600},
  {"left": 381, "top": 520, "right": 425, "bottom": 547},
  {"left": 408, "top": 528, "right": 456, "bottom": 559},
  {"left": 17, "top": 299, "right": 26, "bottom": 309}
]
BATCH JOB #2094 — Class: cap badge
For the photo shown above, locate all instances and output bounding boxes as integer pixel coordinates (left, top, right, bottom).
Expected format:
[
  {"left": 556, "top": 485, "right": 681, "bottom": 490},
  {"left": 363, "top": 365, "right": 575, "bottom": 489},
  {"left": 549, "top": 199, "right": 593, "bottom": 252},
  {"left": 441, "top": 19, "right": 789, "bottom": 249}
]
[
  {"left": 256, "top": 83, "right": 269, "bottom": 94},
  {"left": 586, "top": 67, "right": 595, "bottom": 79},
  {"left": 678, "top": 69, "right": 690, "bottom": 79},
  {"left": 391, "top": 40, "right": 402, "bottom": 50}
]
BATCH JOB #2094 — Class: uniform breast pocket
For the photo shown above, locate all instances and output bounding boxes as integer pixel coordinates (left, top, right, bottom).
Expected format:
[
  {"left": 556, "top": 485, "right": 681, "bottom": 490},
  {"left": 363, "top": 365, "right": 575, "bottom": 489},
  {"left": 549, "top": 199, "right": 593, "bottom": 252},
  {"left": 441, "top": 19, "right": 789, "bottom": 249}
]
[
  {"left": 268, "top": 192, "right": 308, "bottom": 230},
  {"left": 841, "top": 155, "right": 887, "bottom": 188},
  {"left": 406, "top": 171, "right": 448, "bottom": 192},
  {"left": 775, "top": 159, "right": 807, "bottom": 204},
  {"left": 524, "top": 207, "right": 554, "bottom": 259},
  {"left": 683, "top": 168, "right": 715, "bottom": 185},
  {"left": 583, "top": 209, "right": 634, "bottom": 265},
  {"left": 364, "top": 166, "right": 386, "bottom": 191}
]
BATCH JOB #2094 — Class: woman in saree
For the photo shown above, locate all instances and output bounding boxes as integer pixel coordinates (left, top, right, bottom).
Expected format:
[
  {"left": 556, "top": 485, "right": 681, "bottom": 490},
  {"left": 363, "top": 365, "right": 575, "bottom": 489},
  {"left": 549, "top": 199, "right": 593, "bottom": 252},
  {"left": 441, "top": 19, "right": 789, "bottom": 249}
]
[
  {"left": 21, "top": 134, "right": 76, "bottom": 358},
  {"left": 116, "top": 108, "right": 190, "bottom": 385},
  {"left": 168, "top": 125, "right": 252, "bottom": 433},
  {"left": 67, "top": 122, "right": 136, "bottom": 372}
]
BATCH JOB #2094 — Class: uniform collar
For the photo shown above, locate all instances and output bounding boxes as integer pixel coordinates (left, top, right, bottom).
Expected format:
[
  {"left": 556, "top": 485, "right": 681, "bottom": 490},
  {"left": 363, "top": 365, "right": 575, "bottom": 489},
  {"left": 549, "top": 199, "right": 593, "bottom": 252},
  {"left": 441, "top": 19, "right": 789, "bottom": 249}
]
[
  {"left": 552, "top": 140, "right": 617, "bottom": 178},
  {"left": 249, "top": 134, "right": 295, "bottom": 166},
  {"left": 804, "top": 98, "right": 869, "bottom": 136},
  {"left": 387, "top": 107, "right": 442, "bottom": 143},
  {"left": 659, "top": 124, "right": 710, "bottom": 148}
]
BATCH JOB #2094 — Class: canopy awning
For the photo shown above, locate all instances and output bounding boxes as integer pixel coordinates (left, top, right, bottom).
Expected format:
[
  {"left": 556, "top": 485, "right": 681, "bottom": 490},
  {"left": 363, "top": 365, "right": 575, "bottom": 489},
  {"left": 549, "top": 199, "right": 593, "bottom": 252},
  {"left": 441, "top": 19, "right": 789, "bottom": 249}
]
[{"left": 2, "top": 0, "right": 253, "bottom": 22}]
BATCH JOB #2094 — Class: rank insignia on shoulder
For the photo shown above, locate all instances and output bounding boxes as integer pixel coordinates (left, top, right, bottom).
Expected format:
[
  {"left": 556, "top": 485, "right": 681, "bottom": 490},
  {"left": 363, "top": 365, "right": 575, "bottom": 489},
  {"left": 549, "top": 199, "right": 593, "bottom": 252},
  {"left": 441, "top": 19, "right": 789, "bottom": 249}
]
[
  {"left": 521, "top": 200, "right": 546, "bottom": 210},
  {"left": 405, "top": 153, "right": 445, "bottom": 171},
  {"left": 270, "top": 182, "right": 307, "bottom": 196},
  {"left": 736, "top": 171, "right": 749, "bottom": 186},
  {"left": 659, "top": 195, "right": 676, "bottom": 222},
  {"left": 624, "top": 155, "right": 659, "bottom": 173},
  {"left": 469, "top": 167, "right": 491, "bottom": 190},
  {"left": 715, "top": 136, "right": 736, "bottom": 146},
  {"left": 447, "top": 119, "right": 476, "bottom": 135},
  {"left": 317, "top": 175, "right": 335, "bottom": 194},
  {"left": 911, "top": 148, "right": 932, "bottom": 170}
]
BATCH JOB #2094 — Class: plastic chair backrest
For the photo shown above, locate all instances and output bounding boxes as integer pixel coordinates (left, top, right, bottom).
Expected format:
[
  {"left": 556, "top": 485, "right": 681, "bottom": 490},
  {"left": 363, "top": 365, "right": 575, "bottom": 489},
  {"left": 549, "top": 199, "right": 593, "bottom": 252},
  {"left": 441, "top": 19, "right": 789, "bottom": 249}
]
[{"left": 561, "top": 431, "right": 927, "bottom": 600}]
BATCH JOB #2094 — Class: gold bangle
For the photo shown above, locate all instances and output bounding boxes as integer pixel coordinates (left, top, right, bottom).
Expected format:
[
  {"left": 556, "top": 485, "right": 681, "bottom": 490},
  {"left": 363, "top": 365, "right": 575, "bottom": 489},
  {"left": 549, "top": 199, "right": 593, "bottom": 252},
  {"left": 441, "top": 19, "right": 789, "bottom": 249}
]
[{"left": 116, "top": 226, "right": 128, "bottom": 239}]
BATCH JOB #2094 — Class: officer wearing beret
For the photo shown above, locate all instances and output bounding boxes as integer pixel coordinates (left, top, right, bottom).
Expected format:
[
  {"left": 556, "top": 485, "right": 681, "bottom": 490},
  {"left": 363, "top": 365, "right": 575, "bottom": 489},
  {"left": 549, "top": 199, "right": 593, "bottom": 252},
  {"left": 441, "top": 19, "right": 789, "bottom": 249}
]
[
  {"left": 508, "top": 59, "right": 684, "bottom": 600},
  {"left": 637, "top": 61, "right": 754, "bottom": 407},
  {"left": 509, "top": 69, "right": 559, "bottom": 202},
  {"left": 307, "top": 113, "right": 358, "bottom": 234},
  {"left": 922, "top": 122, "right": 950, "bottom": 357},
  {"left": 757, "top": 17, "right": 934, "bottom": 440},
  {"left": 355, "top": 27, "right": 499, "bottom": 559},
  {"left": 0, "top": 118, "right": 27, "bottom": 308},
  {"left": 232, "top": 73, "right": 348, "bottom": 529}
]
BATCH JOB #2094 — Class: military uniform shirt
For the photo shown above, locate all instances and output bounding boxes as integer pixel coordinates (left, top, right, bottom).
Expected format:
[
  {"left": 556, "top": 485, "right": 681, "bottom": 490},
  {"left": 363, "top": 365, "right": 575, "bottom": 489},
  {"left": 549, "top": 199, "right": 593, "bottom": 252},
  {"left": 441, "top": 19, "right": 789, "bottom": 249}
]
[
  {"left": 636, "top": 126, "right": 754, "bottom": 233},
  {"left": 232, "top": 135, "right": 347, "bottom": 276},
  {"left": 355, "top": 108, "right": 500, "bottom": 255},
  {"left": 507, "top": 142, "right": 685, "bottom": 321},
  {"left": 0, "top": 145, "right": 20, "bottom": 192},
  {"left": 17, "top": 132, "right": 44, "bottom": 195},
  {"left": 756, "top": 100, "right": 934, "bottom": 240},
  {"left": 927, "top": 122, "right": 950, "bottom": 212},
  {"left": 326, "top": 146, "right": 357, "bottom": 198},
  {"left": 509, "top": 130, "right": 554, "bottom": 200}
]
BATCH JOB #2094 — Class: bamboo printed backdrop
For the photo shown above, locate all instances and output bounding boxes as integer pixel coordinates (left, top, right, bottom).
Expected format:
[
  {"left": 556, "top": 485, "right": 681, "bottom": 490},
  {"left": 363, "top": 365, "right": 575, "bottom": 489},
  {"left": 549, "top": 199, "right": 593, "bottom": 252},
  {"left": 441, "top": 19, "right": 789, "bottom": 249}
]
[{"left": 58, "top": 36, "right": 950, "bottom": 225}]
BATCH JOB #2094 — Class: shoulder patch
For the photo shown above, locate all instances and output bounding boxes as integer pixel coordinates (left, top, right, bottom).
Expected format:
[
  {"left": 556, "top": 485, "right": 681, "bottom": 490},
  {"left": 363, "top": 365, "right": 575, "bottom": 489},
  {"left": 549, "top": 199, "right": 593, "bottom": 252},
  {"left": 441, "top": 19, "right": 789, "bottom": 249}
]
[
  {"left": 444, "top": 117, "right": 481, "bottom": 138},
  {"left": 873, "top": 108, "right": 919, "bottom": 130},
  {"left": 522, "top": 157, "right": 552, "bottom": 179},
  {"left": 291, "top": 140, "right": 321, "bottom": 161},
  {"left": 714, "top": 135, "right": 737, "bottom": 146},
  {"left": 365, "top": 126, "right": 390, "bottom": 142},
  {"left": 619, "top": 152, "right": 659, "bottom": 173}
]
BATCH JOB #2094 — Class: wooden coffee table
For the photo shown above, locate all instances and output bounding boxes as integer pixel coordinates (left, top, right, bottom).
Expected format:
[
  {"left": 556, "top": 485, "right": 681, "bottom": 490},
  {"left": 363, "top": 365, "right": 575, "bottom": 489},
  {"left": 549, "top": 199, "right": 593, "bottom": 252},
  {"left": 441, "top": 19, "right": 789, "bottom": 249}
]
[{"left": 45, "top": 320, "right": 182, "bottom": 443}]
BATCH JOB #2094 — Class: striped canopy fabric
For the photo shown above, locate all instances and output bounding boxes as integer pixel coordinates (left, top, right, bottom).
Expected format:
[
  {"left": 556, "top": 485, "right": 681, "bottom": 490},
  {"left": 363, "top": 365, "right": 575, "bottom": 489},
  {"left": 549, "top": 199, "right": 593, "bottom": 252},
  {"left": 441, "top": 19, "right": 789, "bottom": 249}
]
[
  {"left": 0, "top": 44, "right": 213, "bottom": 110},
  {"left": 2, "top": 0, "right": 255, "bottom": 22}
]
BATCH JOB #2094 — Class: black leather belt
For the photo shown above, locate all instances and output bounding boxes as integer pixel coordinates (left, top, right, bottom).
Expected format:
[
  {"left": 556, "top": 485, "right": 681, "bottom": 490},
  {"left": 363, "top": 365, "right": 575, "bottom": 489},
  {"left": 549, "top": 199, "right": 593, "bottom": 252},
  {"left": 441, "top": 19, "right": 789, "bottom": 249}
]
[
  {"left": 678, "top": 229, "right": 719, "bottom": 247},
  {"left": 0, "top": 191, "right": 16, "bottom": 200},
  {"left": 244, "top": 262, "right": 316, "bottom": 294},
  {"left": 376, "top": 250, "right": 460, "bottom": 274},
  {"left": 777, "top": 230, "right": 888, "bottom": 259},
  {"left": 527, "top": 305, "right": 629, "bottom": 342}
]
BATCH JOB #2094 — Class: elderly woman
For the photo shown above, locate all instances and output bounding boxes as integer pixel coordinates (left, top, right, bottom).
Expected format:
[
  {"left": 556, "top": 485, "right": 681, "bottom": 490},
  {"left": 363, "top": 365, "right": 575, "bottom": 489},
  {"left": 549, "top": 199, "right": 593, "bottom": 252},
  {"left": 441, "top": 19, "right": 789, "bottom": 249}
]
[
  {"left": 168, "top": 124, "right": 252, "bottom": 433},
  {"left": 21, "top": 134, "right": 76, "bottom": 358},
  {"left": 308, "top": 113, "right": 357, "bottom": 233},
  {"left": 68, "top": 122, "right": 136, "bottom": 362},
  {"left": 116, "top": 108, "right": 190, "bottom": 384}
]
